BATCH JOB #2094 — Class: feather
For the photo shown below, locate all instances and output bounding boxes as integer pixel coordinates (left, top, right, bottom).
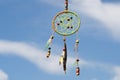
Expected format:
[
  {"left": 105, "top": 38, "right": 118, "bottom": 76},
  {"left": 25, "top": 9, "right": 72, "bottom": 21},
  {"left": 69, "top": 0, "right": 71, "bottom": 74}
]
[
  {"left": 59, "top": 55, "right": 63, "bottom": 65},
  {"left": 45, "top": 35, "right": 54, "bottom": 49},
  {"left": 63, "top": 42, "right": 67, "bottom": 73}
]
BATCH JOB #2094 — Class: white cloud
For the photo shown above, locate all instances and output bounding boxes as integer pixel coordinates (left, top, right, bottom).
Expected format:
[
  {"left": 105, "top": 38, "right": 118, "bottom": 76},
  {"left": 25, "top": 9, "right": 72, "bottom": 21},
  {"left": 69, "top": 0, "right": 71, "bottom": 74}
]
[
  {"left": 112, "top": 66, "right": 120, "bottom": 80},
  {"left": 0, "top": 40, "right": 87, "bottom": 74},
  {"left": 0, "top": 39, "right": 120, "bottom": 80},
  {"left": 0, "top": 70, "right": 8, "bottom": 80},
  {"left": 70, "top": 0, "right": 120, "bottom": 41}
]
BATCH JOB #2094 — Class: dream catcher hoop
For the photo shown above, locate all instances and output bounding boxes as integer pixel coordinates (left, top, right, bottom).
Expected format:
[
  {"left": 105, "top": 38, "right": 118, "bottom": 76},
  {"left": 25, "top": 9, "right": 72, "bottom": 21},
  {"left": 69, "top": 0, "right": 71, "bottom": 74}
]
[
  {"left": 45, "top": 0, "right": 81, "bottom": 76},
  {"left": 52, "top": 10, "right": 80, "bottom": 36}
]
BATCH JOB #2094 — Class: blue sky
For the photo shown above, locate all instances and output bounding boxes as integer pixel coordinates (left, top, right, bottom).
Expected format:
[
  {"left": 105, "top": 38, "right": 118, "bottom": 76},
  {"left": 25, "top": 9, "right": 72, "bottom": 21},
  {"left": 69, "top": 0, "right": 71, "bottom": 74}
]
[{"left": 0, "top": 0, "right": 120, "bottom": 80}]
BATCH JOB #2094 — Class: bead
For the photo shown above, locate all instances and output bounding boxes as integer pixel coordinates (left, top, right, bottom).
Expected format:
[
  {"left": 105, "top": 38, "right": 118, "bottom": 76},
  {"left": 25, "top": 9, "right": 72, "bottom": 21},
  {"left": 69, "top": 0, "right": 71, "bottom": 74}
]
[
  {"left": 71, "top": 26, "right": 73, "bottom": 29},
  {"left": 70, "top": 17, "right": 73, "bottom": 19},
  {"left": 65, "top": 6, "right": 68, "bottom": 8},
  {"left": 76, "top": 40, "right": 79, "bottom": 43},
  {"left": 60, "top": 20, "right": 62, "bottom": 23},
  {"left": 63, "top": 38, "right": 66, "bottom": 42},
  {"left": 57, "top": 23, "right": 60, "bottom": 26},
  {"left": 76, "top": 59, "right": 79, "bottom": 62},
  {"left": 48, "top": 47, "right": 51, "bottom": 50},
  {"left": 46, "top": 50, "right": 51, "bottom": 58},
  {"left": 76, "top": 67, "right": 80, "bottom": 76},
  {"left": 67, "top": 26, "right": 70, "bottom": 29},
  {"left": 50, "top": 36, "right": 54, "bottom": 39},
  {"left": 67, "top": 18, "right": 70, "bottom": 21},
  {"left": 65, "top": 2, "right": 68, "bottom": 4}
]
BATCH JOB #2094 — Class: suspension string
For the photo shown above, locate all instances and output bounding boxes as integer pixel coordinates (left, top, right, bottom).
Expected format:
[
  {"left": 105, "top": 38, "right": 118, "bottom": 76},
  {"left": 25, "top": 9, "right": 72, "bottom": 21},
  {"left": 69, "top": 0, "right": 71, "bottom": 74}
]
[
  {"left": 75, "top": 32, "right": 80, "bottom": 76},
  {"left": 51, "top": 28, "right": 55, "bottom": 36},
  {"left": 63, "top": 36, "right": 66, "bottom": 42},
  {"left": 65, "top": 0, "right": 68, "bottom": 10},
  {"left": 75, "top": 31, "right": 79, "bottom": 59},
  {"left": 76, "top": 31, "right": 79, "bottom": 40}
]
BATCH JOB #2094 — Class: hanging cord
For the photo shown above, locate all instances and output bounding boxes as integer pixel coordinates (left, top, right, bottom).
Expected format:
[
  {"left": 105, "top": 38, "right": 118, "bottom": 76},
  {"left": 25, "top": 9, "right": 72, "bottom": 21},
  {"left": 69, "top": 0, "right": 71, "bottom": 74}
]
[{"left": 65, "top": 0, "right": 68, "bottom": 10}]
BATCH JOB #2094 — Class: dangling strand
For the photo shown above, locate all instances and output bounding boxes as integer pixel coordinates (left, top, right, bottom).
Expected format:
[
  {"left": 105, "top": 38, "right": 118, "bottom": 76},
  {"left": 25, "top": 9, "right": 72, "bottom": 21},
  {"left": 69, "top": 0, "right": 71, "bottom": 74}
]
[
  {"left": 74, "top": 31, "right": 80, "bottom": 76},
  {"left": 76, "top": 59, "right": 80, "bottom": 76},
  {"left": 59, "top": 37, "right": 67, "bottom": 73},
  {"left": 46, "top": 31, "right": 54, "bottom": 58},
  {"left": 74, "top": 39, "right": 79, "bottom": 53},
  {"left": 65, "top": 0, "right": 68, "bottom": 11},
  {"left": 46, "top": 47, "right": 51, "bottom": 58},
  {"left": 74, "top": 31, "right": 79, "bottom": 59}
]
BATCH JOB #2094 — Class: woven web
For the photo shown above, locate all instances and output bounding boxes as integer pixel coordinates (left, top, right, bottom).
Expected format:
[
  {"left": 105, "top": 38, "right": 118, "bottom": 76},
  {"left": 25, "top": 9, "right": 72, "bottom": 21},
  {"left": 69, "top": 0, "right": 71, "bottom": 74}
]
[{"left": 53, "top": 12, "right": 80, "bottom": 36}]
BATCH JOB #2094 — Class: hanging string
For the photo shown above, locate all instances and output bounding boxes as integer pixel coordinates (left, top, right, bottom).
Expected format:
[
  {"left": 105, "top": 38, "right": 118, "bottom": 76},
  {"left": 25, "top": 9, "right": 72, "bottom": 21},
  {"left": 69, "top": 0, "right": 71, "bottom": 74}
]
[
  {"left": 74, "top": 31, "right": 79, "bottom": 59},
  {"left": 74, "top": 31, "right": 80, "bottom": 76},
  {"left": 45, "top": 30, "right": 55, "bottom": 58},
  {"left": 65, "top": 0, "right": 68, "bottom": 10},
  {"left": 76, "top": 30, "right": 79, "bottom": 41}
]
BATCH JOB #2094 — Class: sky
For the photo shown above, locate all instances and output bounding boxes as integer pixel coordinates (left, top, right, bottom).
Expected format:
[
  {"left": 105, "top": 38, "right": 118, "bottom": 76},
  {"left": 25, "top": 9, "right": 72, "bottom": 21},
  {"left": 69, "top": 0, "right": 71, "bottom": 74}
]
[{"left": 0, "top": 0, "right": 120, "bottom": 80}]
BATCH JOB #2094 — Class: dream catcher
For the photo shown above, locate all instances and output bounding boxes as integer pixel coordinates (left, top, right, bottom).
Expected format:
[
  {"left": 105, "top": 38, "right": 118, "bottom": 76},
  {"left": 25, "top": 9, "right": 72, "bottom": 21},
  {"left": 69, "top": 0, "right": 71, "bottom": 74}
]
[{"left": 45, "top": 0, "right": 81, "bottom": 76}]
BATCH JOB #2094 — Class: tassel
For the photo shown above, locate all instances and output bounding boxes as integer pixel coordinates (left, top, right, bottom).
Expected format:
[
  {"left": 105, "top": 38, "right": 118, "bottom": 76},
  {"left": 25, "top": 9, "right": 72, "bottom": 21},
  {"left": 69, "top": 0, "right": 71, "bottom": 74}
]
[
  {"left": 74, "top": 39, "right": 79, "bottom": 52},
  {"left": 46, "top": 47, "right": 51, "bottom": 58},
  {"left": 45, "top": 35, "right": 54, "bottom": 49}
]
